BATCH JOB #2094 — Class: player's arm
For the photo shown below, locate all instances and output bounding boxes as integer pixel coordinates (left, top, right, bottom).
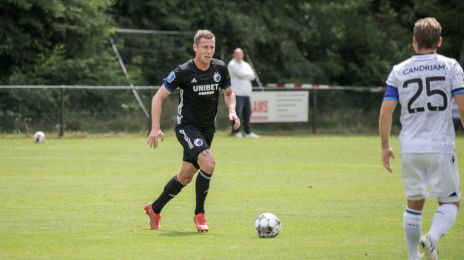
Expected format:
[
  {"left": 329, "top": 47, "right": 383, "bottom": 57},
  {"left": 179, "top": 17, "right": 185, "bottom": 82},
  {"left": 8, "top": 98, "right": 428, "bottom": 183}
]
[
  {"left": 451, "top": 62, "right": 464, "bottom": 128},
  {"left": 147, "top": 85, "right": 171, "bottom": 149},
  {"left": 456, "top": 93, "right": 464, "bottom": 128},
  {"left": 223, "top": 87, "right": 240, "bottom": 130},
  {"left": 379, "top": 96, "right": 398, "bottom": 173}
]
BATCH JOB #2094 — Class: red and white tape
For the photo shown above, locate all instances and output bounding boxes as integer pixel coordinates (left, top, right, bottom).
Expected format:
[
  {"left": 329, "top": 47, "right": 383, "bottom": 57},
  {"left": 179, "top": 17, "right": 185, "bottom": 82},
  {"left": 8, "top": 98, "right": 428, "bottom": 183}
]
[{"left": 261, "top": 83, "right": 385, "bottom": 93}]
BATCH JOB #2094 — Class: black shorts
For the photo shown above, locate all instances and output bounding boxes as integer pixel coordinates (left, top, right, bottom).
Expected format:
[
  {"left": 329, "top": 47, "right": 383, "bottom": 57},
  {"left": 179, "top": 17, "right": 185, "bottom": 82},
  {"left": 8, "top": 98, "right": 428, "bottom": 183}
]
[{"left": 175, "top": 125, "right": 214, "bottom": 169}]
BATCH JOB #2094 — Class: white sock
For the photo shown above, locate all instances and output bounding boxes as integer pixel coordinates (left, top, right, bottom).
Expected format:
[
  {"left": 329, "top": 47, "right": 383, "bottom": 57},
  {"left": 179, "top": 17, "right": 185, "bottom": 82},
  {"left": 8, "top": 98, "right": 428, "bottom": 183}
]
[
  {"left": 403, "top": 208, "right": 422, "bottom": 259},
  {"left": 428, "top": 203, "right": 459, "bottom": 242},
  {"left": 403, "top": 208, "right": 422, "bottom": 260}
]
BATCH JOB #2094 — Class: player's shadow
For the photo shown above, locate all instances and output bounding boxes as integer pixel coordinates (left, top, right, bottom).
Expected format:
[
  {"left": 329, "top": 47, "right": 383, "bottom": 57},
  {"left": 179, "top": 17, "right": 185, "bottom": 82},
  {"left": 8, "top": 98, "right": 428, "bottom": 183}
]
[
  {"left": 140, "top": 227, "right": 202, "bottom": 237},
  {"left": 158, "top": 229, "right": 202, "bottom": 237}
]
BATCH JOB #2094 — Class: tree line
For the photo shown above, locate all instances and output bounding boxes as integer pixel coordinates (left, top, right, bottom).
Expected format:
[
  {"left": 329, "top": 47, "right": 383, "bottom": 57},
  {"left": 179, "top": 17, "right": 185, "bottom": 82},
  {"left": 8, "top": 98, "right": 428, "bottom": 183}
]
[{"left": 1, "top": 0, "right": 463, "bottom": 133}]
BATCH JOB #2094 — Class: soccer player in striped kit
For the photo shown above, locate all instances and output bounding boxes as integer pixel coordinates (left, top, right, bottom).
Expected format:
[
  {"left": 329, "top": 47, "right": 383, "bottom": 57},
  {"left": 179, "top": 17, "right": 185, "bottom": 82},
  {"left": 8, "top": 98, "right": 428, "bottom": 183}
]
[
  {"left": 379, "top": 17, "right": 464, "bottom": 260},
  {"left": 146, "top": 30, "right": 240, "bottom": 232}
]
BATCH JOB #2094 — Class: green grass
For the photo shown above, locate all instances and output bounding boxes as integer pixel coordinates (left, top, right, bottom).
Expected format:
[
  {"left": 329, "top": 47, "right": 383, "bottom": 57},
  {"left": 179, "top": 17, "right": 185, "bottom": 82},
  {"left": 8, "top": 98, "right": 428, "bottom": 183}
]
[{"left": 1, "top": 134, "right": 463, "bottom": 259}]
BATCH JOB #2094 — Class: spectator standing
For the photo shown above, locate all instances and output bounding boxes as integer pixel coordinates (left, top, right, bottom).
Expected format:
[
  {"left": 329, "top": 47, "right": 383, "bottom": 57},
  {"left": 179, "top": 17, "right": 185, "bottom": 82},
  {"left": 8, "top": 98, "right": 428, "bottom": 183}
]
[{"left": 228, "top": 48, "right": 259, "bottom": 138}]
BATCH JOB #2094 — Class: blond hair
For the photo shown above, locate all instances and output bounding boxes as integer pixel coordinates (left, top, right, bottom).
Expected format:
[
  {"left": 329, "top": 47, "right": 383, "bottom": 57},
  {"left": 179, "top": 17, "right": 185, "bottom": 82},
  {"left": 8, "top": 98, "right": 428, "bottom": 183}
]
[
  {"left": 414, "top": 17, "right": 442, "bottom": 50},
  {"left": 194, "top": 30, "right": 215, "bottom": 45}
]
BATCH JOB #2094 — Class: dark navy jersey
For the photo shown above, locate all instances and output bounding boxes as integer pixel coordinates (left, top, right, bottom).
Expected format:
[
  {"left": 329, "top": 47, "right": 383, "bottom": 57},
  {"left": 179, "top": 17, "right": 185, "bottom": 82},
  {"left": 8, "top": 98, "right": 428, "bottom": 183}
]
[{"left": 162, "top": 58, "right": 231, "bottom": 133}]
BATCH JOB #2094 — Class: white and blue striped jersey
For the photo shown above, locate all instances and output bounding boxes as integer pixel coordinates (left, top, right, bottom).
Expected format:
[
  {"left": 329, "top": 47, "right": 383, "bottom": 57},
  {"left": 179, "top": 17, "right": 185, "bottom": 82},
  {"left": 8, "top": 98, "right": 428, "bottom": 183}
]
[{"left": 385, "top": 54, "right": 464, "bottom": 153}]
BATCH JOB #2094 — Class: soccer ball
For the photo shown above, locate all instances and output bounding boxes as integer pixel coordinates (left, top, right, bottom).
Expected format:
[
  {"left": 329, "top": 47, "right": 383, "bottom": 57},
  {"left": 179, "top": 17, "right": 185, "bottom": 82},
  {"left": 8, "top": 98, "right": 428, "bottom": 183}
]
[
  {"left": 33, "top": 131, "right": 46, "bottom": 143},
  {"left": 254, "top": 213, "right": 281, "bottom": 238}
]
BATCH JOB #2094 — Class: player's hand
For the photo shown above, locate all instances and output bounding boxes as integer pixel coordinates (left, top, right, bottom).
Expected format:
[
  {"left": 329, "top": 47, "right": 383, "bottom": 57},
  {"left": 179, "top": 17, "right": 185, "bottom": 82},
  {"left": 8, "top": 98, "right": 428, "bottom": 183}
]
[
  {"left": 229, "top": 112, "right": 240, "bottom": 130},
  {"left": 382, "top": 147, "right": 395, "bottom": 173},
  {"left": 147, "top": 128, "right": 164, "bottom": 149}
]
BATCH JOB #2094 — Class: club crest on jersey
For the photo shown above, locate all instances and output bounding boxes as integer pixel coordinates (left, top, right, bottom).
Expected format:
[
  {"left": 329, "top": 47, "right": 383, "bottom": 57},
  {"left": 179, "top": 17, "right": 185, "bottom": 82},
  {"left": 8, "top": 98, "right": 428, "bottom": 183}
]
[
  {"left": 166, "top": 71, "right": 176, "bottom": 83},
  {"left": 213, "top": 72, "right": 221, "bottom": 82},
  {"left": 194, "top": 138, "right": 204, "bottom": 147}
]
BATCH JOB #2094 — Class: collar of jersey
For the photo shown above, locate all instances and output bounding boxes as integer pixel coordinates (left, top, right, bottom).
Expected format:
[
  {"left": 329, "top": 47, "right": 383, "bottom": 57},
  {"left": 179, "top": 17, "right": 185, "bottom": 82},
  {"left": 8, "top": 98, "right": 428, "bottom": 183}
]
[
  {"left": 192, "top": 59, "right": 212, "bottom": 72},
  {"left": 412, "top": 53, "right": 436, "bottom": 61}
]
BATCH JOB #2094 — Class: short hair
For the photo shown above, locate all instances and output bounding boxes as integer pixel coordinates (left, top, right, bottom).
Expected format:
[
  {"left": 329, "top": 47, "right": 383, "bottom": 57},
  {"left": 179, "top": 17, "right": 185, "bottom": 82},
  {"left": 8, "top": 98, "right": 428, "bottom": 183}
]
[
  {"left": 413, "top": 17, "right": 442, "bottom": 50},
  {"left": 194, "top": 30, "right": 215, "bottom": 45}
]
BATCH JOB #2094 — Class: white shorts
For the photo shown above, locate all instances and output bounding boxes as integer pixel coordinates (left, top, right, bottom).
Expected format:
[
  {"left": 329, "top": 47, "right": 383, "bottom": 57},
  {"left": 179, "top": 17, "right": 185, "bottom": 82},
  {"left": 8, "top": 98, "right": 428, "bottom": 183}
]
[{"left": 401, "top": 153, "right": 461, "bottom": 203}]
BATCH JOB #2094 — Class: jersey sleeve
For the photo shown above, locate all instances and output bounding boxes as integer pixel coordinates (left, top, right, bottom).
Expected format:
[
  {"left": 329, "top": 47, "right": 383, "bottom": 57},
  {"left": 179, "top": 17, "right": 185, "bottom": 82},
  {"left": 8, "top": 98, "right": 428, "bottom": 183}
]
[
  {"left": 162, "top": 66, "right": 183, "bottom": 93},
  {"left": 220, "top": 65, "right": 231, "bottom": 89},
  {"left": 385, "top": 66, "right": 399, "bottom": 88},
  {"left": 384, "top": 66, "right": 400, "bottom": 101},
  {"left": 451, "top": 61, "right": 464, "bottom": 96}
]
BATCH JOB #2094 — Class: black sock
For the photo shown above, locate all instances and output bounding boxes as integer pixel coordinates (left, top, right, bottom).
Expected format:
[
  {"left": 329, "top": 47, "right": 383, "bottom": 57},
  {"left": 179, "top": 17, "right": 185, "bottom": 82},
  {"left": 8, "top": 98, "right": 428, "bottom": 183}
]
[
  {"left": 152, "top": 175, "right": 185, "bottom": 214},
  {"left": 195, "top": 170, "right": 212, "bottom": 214}
]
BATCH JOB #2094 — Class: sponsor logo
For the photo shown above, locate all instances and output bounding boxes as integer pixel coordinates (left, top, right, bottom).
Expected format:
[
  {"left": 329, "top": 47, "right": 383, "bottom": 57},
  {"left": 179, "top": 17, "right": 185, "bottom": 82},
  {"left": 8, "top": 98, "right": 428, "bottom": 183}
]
[
  {"left": 166, "top": 71, "right": 176, "bottom": 83},
  {"left": 191, "top": 78, "right": 198, "bottom": 83},
  {"left": 193, "top": 83, "right": 219, "bottom": 96},
  {"left": 403, "top": 64, "right": 445, "bottom": 75},
  {"left": 213, "top": 72, "right": 221, "bottom": 82},
  {"left": 194, "top": 138, "right": 204, "bottom": 147},
  {"left": 253, "top": 100, "right": 268, "bottom": 113}
]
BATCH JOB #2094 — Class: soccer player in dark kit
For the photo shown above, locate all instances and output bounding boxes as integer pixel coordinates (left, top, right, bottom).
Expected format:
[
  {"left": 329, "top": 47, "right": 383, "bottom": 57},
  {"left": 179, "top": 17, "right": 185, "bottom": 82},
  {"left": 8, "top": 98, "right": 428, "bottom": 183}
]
[{"left": 145, "top": 29, "right": 240, "bottom": 232}]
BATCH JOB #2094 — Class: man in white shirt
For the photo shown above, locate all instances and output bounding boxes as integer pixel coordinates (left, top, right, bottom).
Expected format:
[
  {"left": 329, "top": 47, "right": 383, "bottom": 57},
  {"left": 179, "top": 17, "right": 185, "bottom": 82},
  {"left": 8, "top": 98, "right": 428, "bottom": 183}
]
[
  {"left": 228, "top": 48, "right": 259, "bottom": 138},
  {"left": 379, "top": 17, "right": 464, "bottom": 260}
]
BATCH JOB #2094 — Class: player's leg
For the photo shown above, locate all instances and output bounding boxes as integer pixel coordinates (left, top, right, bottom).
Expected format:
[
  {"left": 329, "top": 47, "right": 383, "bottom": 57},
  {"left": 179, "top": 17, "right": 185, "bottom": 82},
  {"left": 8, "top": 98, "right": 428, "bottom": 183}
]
[
  {"left": 196, "top": 148, "right": 215, "bottom": 211},
  {"left": 144, "top": 162, "right": 197, "bottom": 230},
  {"left": 193, "top": 149, "right": 215, "bottom": 232},
  {"left": 401, "top": 154, "right": 427, "bottom": 260},
  {"left": 175, "top": 125, "right": 214, "bottom": 231},
  {"left": 151, "top": 127, "right": 202, "bottom": 214},
  {"left": 421, "top": 153, "right": 461, "bottom": 259},
  {"left": 429, "top": 201, "right": 460, "bottom": 241},
  {"left": 420, "top": 201, "right": 459, "bottom": 260},
  {"left": 153, "top": 162, "right": 197, "bottom": 212},
  {"left": 190, "top": 131, "right": 216, "bottom": 232},
  {"left": 144, "top": 126, "right": 202, "bottom": 230},
  {"left": 404, "top": 199, "right": 425, "bottom": 260}
]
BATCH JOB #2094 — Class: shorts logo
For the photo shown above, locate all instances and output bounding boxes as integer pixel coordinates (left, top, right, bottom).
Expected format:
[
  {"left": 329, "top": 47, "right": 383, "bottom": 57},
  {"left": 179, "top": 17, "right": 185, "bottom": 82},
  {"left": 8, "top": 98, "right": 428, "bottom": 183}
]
[
  {"left": 213, "top": 72, "right": 221, "bottom": 82},
  {"left": 166, "top": 71, "right": 176, "bottom": 83},
  {"left": 194, "top": 138, "right": 204, "bottom": 147}
]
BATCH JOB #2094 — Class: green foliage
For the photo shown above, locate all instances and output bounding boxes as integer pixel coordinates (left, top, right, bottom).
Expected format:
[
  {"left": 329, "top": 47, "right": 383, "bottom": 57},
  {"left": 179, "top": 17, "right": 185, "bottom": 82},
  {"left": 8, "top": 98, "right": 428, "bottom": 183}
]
[
  {"left": 0, "top": 0, "right": 117, "bottom": 82},
  {"left": 109, "top": 0, "right": 424, "bottom": 85},
  {"left": 0, "top": 0, "right": 133, "bottom": 132},
  {"left": 1, "top": 0, "right": 463, "bottom": 133}
]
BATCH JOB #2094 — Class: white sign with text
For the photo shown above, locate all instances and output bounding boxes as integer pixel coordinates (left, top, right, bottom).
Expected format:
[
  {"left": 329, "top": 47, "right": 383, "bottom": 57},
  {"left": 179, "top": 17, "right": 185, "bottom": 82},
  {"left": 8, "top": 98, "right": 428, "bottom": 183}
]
[{"left": 250, "top": 91, "right": 308, "bottom": 123}]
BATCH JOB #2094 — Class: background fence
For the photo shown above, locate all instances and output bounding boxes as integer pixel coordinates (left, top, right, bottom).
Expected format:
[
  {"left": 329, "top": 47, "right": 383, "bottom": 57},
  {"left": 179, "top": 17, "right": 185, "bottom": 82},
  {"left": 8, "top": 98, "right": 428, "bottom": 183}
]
[{"left": 0, "top": 84, "right": 394, "bottom": 136}]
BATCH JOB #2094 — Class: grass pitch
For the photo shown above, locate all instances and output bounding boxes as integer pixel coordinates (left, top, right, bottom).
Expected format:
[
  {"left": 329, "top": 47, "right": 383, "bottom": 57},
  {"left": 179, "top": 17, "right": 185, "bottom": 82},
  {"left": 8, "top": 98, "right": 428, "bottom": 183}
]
[{"left": 0, "top": 134, "right": 463, "bottom": 259}]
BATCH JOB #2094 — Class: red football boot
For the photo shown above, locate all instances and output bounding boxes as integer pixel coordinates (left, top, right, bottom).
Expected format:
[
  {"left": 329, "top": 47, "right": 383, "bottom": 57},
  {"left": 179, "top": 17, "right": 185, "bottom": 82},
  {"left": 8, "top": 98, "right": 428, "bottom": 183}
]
[
  {"left": 144, "top": 204, "right": 161, "bottom": 230},
  {"left": 194, "top": 213, "right": 208, "bottom": 232}
]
